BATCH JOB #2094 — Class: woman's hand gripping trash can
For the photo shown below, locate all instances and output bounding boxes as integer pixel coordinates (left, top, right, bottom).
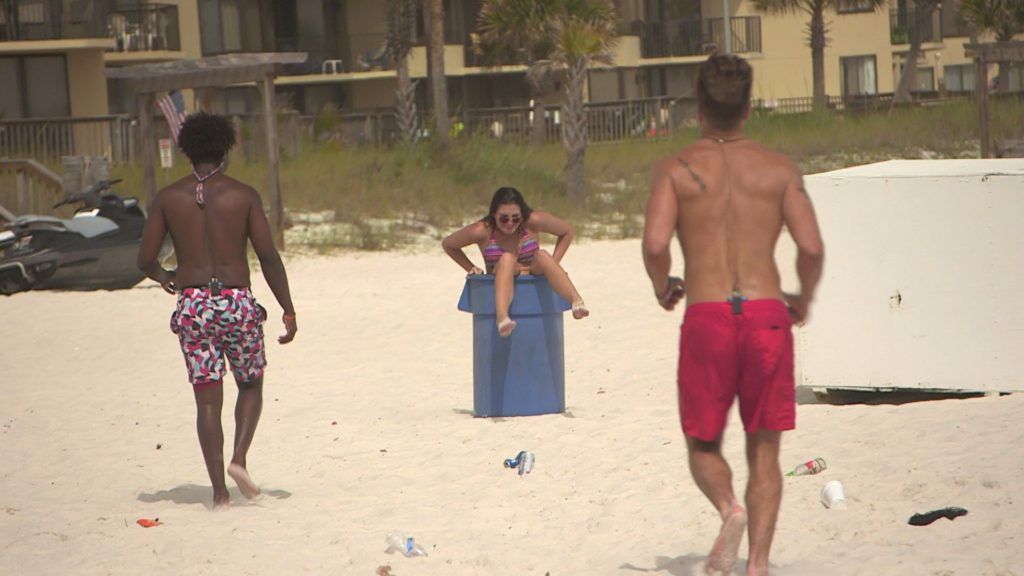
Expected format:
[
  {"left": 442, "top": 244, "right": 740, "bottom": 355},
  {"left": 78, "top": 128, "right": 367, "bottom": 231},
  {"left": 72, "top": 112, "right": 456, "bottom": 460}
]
[{"left": 457, "top": 275, "right": 570, "bottom": 417}]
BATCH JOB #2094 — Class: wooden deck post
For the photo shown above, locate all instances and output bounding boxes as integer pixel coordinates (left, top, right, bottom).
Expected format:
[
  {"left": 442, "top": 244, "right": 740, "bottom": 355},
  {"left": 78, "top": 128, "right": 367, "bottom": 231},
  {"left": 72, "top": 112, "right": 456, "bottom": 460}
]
[
  {"left": 259, "top": 73, "right": 284, "bottom": 249},
  {"left": 17, "top": 170, "right": 28, "bottom": 214},
  {"left": 139, "top": 93, "right": 157, "bottom": 202}
]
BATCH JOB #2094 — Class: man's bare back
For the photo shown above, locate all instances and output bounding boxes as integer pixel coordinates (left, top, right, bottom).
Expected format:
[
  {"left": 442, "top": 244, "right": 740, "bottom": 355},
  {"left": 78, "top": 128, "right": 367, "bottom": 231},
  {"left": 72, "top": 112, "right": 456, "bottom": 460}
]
[
  {"left": 646, "top": 136, "right": 822, "bottom": 321},
  {"left": 156, "top": 173, "right": 264, "bottom": 289},
  {"left": 657, "top": 137, "right": 805, "bottom": 304}
]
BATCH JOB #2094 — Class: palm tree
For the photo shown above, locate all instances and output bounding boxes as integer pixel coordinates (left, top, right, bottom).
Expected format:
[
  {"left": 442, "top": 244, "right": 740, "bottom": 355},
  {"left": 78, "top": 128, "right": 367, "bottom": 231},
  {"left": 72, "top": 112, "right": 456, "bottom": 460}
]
[
  {"left": 475, "top": 0, "right": 559, "bottom": 145},
  {"left": 892, "top": 0, "right": 940, "bottom": 104},
  {"left": 387, "top": 0, "right": 419, "bottom": 143},
  {"left": 752, "top": 0, "right": 887, "bottom": 110},
  {"left": 959, "top": 0, "right": 1024, "bottom": 92},
  {"left": 423, "top": 0, "right": 450, "bottom": 146},
  {"left": 476, "top": 0, "right": 619, "bottom": 204}
]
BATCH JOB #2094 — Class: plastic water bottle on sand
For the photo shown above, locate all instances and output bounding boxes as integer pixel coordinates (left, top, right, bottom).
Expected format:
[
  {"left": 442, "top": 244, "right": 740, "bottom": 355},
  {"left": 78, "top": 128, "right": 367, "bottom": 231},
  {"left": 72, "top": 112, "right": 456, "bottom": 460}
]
[
  {"left": 503, "top": 450, "right": 535, "bottom": 476},
  {"left": 384, "top": 532, "right": 428, "bottom": 557},
  {"left": 786, "top": 457, "right": 827, "bottom": 477}
]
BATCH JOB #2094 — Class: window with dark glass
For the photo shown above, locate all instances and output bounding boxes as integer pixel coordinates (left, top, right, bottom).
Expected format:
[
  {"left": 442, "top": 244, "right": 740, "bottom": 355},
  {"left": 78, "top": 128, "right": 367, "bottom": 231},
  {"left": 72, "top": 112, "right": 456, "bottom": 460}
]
[
  {"left": 841, "top": 55, "right": 878, "bottom": 96},
  {"left": 914, "top": 67, "right": 934, "bottom": 92},
  {"left": 943, "top": 64, "right": 974, "bottom": 92},
  {"left": 0, "top": 58, "right": 23, "bottom": 118},
  {"left": 0, "top": 55, "right": 69, "bottom": 119},
  {"left": 199, "top": 0, "right": 264, "bottom": 55}
]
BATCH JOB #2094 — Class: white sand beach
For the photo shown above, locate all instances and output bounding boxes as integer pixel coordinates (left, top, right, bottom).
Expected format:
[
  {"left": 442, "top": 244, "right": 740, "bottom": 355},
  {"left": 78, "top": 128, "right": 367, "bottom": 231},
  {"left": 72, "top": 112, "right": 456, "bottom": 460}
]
[{"left": 1, "top": 239, "right": 1022, "bottom": 576}]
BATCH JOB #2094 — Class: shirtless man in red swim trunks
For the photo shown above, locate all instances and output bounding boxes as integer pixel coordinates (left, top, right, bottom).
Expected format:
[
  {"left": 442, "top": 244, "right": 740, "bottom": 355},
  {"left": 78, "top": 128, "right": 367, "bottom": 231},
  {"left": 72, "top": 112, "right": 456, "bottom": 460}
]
[
  {"left": 137, "top": 112, "right": 297, "bottom": 510},
  {"left": 642, "top": 54, "right": 825, "bottom": 576}
]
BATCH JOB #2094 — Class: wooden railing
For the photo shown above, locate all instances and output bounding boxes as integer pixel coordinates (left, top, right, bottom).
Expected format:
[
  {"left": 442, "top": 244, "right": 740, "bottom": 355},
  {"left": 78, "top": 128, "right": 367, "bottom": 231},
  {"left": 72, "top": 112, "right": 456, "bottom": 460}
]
[
  {"left": 2, "top": 91, "right": 1018, "bottom": 163},
  {"left": 0, "top": 159, "right": 65, "bottom": 221},
  {"left": 0, "top": 116, "right": 135, "bottom": 164}
]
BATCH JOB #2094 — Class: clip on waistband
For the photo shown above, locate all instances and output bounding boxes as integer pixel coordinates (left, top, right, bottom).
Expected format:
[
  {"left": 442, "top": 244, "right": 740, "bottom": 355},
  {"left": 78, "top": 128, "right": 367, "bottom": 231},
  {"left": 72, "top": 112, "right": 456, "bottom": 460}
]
[
  {"left": 727, "top": 290, "right": 747, "bottom": 315},
  {"left": 206, "top": 276, "right": 224, "bottom": 296}
]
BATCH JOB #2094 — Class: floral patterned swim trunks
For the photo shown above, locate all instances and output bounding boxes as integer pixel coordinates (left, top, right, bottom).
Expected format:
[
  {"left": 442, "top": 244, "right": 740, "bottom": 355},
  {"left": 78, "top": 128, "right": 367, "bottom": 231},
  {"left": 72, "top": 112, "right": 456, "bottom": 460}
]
[{"left": 170, "top": 287, "right": 267, "bottom": 389}]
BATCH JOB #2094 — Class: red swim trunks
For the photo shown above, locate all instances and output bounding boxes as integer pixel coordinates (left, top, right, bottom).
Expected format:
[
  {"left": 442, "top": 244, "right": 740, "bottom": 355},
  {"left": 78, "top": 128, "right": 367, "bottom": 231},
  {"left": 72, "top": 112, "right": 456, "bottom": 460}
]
[
  {"left": 170, "top": 287, "right": 267, "bottom": 390},
  {"left": 677, "top": 299, "right": 795, "bottom": 441}
]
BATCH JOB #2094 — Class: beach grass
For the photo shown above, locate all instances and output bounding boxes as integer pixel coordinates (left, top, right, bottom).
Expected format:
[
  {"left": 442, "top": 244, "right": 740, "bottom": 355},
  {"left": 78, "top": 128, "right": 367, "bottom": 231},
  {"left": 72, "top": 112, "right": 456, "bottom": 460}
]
[{"left": 109, "top": 97, "right": 1024, "bottom": 248}]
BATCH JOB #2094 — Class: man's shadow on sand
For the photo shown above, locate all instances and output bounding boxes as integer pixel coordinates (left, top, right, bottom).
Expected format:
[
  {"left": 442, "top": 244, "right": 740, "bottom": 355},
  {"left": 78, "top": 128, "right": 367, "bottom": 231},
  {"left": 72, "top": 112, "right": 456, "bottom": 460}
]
[
  {"left": 138, "top": 484, "right": 292, "bottom": 510},
  {"left": 620, "top": 554, "right": 747, "bottom": 576}
]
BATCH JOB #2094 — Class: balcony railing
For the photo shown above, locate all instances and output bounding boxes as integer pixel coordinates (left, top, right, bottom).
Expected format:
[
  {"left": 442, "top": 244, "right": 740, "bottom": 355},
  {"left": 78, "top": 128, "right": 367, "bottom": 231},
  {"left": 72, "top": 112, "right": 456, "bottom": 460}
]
[
  {"left": 272, "top": 33, "right": 394, "bottom": 76},
  {"left": 890, "top": 8, "right": 940, "bottom": 45},
  {"left": 107, "top": 3, "right": 179, "bottom": 52},
  {"left": 636, "top": 16, "right": 761, "bottom": 59},
  {"left": 0, "top": 0, "right": 111, "bottom": 42},
  {"left": 706, "top": 16, "right": 762, "bottom": 55}
]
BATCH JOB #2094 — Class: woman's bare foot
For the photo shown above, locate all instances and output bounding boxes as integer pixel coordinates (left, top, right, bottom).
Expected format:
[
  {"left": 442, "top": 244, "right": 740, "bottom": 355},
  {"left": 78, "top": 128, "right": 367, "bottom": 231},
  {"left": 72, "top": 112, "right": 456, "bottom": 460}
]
[
  {"left": 572, "top": 301, "right": 589, "bottom": 320},
  {"left": 705, "top": 505, "right": 747, "bottom": 575},
  {"left": 227, "top": 463, "right": 262, "bottom": 500},
  {"left": 497, "top": 317, "right": 517, "bottom": 337}
]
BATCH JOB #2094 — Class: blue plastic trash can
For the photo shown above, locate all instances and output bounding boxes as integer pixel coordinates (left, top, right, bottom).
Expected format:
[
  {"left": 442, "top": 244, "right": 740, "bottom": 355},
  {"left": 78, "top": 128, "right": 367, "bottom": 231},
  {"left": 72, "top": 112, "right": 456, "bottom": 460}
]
[{"left": 457, "top": 275, "right": 570, "bottom": 417}]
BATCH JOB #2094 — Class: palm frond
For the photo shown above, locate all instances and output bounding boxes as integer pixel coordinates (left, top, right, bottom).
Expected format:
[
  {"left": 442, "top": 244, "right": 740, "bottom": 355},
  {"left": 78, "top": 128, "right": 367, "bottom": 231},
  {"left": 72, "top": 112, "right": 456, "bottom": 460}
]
[
  {"left": 958, "top": 0, "right": 1023, "bottom": 41},
  {"left": 752, "top": 0, "right": 807, "bottom": 17},
  {"left": 385, "top": 0, "right": 418, "bottom": 63}
]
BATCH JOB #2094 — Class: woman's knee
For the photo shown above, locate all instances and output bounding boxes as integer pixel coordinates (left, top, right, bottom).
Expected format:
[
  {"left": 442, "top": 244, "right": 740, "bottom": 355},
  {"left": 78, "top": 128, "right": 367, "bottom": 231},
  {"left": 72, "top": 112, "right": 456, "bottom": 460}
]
[
  {"left": 531, "top": 249, "right": 559, "bottom": 273},
  {"left": 494, "top": 252, "right": 517, "bottom": 272}
]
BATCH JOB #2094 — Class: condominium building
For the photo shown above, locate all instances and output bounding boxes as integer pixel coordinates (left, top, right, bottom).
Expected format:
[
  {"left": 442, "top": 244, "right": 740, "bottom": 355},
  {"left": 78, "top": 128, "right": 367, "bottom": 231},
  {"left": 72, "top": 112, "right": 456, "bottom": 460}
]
[{"left": 0, "top": 0, "right": 1018, "bottom": 122}]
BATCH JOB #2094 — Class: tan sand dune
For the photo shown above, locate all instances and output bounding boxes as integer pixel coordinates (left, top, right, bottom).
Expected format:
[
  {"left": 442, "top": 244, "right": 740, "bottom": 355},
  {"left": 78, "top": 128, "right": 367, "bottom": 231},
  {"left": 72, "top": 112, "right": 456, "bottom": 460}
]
[{"left": 0, "top": 239, "right": 1021, "bottom": 575}]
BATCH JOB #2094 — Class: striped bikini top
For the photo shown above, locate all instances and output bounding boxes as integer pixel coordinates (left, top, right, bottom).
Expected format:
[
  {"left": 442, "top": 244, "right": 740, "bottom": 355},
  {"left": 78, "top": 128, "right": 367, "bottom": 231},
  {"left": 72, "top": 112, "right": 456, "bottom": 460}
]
[{"left": 482, "top": 228, "right": 539, "bottom": 273}]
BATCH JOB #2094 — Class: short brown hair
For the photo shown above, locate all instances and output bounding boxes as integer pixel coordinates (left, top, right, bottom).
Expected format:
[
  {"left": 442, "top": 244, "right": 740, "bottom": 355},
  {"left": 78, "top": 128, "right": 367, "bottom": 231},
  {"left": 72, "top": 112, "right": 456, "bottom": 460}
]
[{"left": 696, "top": 54, "right": 753, "bottom": 129}]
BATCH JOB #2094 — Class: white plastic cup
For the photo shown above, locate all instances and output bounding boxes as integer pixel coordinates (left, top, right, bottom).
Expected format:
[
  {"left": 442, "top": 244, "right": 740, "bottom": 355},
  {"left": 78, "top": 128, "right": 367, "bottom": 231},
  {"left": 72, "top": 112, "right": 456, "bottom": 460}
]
[{"left": 820, "top": 480, "right": 847, "bottom": 509}]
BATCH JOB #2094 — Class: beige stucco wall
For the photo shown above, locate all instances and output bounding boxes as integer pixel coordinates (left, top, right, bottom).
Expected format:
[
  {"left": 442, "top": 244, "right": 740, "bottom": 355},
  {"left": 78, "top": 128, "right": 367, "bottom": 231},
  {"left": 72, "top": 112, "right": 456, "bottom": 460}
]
[
  {"left": 828, "top": 9, "right": 896, "bottom": 95},
  {"left": 160, "top": 1, "right": 201, "bottom": 110},
  {"left": 588, "top": 70, "right": 620, "bottom": 102},
  {"left": 409, "top": 46, "right": 428, "bottom": 78},
  {"left": 732, "top": 2, "right": 895, "bottom": 100},
  {"left": 612, "top": 35, "right": 642, "bottom": 68},
  {"left": 67, "top": 48, "right": 111, "bottom": 157},
  {"left": 167, "top": 0, "right": 202, "bottom": 59},
  {"left": 68, "top": 49, "right": 109, "bottom": 116},
  {"left": 350, "top": 78, "right": 397, "bottom": 109}
]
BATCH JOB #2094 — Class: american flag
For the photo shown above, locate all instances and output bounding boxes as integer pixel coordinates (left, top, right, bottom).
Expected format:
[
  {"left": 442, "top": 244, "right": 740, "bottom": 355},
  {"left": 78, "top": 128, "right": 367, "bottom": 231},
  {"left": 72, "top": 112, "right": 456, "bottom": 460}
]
[{"left": 157, "top": 90, "right": 188, "bottom": 142}]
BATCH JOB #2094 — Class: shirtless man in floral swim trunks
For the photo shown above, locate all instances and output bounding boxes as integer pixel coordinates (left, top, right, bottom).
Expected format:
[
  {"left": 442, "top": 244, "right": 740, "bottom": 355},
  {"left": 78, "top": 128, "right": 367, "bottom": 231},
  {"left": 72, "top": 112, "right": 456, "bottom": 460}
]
[
  {"left": 137, "top": 112, "right": 297, "bottom": 510},
  {"left": 643, "top": 55, "right": 824, "bottom": 575}
]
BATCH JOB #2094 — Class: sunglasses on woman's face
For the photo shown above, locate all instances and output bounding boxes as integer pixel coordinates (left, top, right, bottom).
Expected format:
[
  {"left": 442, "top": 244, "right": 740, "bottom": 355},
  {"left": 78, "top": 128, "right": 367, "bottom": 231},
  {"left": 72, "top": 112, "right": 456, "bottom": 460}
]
[{"left": 498, "top": 214, "right": 522, "bottom": 224}]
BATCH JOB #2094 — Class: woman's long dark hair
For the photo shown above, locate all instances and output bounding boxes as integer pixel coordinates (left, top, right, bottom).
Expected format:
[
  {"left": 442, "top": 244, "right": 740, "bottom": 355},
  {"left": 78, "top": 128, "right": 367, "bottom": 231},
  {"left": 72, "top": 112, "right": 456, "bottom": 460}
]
[{"left": 482, "top": 187, "right": 533, "bottom": 230}]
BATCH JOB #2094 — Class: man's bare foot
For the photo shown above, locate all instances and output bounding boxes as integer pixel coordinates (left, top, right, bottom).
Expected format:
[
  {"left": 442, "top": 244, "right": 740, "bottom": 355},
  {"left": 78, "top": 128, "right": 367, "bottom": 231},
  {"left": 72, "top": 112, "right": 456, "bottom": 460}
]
[
  {"left": 497, "top": 317, "right": 516, "bottom": 337},
  {"left": 227, "top": 463, "right": 262, "bottom": 500},
  {"left": 571, "top": 300, "right": 589, "bottom": 320},
  {"left": 747, "top": 564, "right": 769, "bottom": 576},
  {"left": 213, "top": 491, "right": 230, "bottom": 511},
  {"left": 705, "top": 505, "right": 747, "bottom": 575}
]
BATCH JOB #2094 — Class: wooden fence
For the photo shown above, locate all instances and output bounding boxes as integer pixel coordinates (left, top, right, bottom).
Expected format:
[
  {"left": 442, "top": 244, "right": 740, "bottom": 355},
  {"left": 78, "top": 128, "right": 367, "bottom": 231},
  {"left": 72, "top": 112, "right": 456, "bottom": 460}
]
[{"left": 0, "top": 116, "right": 134, "bottom": 164}]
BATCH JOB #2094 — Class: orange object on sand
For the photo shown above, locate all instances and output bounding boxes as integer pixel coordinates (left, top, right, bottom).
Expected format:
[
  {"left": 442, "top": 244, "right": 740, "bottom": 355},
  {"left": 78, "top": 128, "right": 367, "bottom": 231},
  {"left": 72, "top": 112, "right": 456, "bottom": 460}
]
[{"left": 137, "top": 518, "right": 162, "bottom": 528}]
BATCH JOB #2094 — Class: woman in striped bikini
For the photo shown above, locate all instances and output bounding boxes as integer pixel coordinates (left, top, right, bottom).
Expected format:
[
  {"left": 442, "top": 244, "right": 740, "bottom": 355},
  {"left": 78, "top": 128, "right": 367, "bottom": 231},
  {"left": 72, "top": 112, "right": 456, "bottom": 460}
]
[{"left": 443, "top": 187, "right": 588, "bottom": 337}]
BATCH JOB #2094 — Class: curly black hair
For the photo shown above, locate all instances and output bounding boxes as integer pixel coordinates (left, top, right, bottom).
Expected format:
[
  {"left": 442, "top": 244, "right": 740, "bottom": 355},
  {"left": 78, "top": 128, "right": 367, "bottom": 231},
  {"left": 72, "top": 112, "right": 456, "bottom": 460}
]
[{"left": 177, "top": 112, "right": 236, "bottom": 165}]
